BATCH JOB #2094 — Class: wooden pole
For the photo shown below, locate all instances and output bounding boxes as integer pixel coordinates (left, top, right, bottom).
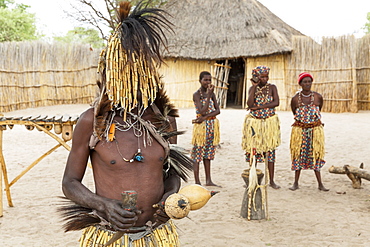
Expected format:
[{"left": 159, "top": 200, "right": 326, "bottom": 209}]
[
  {"left": 264, "top": 156, "right": 269, "bottom": 220},
  {"left": 242, "top": 58, "right": 248, "bottom": 109},
  {"left": 0, "top": 123, "right": 3, "bottom": 217},
  {"left": 29, "top": 122, "right": 71, "bottom": 151},
  {"left": 0, "top": 125, "right": 13, "bottom": 209},
  {"left": 350, "top": 36, "right": 358, "bottom": 113},
  {"left": 8, "top": 144, "right": 62, "bottom": 187}
]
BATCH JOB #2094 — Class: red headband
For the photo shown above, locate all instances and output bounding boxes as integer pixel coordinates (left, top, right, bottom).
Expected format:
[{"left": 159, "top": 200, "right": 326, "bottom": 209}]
[{"left": 298, "top": 72, "right": 313, "bottom": 84}]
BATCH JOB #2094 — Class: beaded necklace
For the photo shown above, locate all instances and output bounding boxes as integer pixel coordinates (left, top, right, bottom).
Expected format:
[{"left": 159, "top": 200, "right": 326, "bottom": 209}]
[
  {"left": 298, "top": 91, "right": 314, "bottom": 106},
  {"left": 198, "top": 88, "right": 208, "bottom": 100},
  {"left": 107, "top": 107, "right": 151, "bottom": 163},
  {"left": 254, "top": 83, "right": 270, "bottom": 101}
]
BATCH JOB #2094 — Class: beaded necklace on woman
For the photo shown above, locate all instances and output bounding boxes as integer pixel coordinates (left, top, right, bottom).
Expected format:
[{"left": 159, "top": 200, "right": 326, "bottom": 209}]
[
  {"left": 298, "top": 90, "right": 314, "bottom": 106},
  {"left": 254, "top": 83, "right": 270, "bottom": 103}
]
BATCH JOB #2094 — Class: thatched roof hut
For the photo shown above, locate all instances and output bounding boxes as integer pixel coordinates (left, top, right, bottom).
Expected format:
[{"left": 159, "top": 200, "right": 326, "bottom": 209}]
[{"left": 160, "top": 0, "right": 305, "bottom": 109}]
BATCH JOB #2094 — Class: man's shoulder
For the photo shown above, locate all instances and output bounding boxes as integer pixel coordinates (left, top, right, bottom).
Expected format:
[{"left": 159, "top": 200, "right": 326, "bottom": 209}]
[{"left": 77, "top": 108, "right": 94, "bottom": 123}]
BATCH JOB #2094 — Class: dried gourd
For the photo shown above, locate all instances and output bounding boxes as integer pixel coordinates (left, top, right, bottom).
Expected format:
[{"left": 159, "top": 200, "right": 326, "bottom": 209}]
[
  {"left": 164, "top": 193, "right": 190, "bottom": 219},
  {"left": 62, "top": 125, "right": 73, "bottom": 141},
  {"left": 178, "top": 184, "right": 219, "bottom": 211},
  {"left": 54, "top": 124, "right": 62, "bottom": 134}
]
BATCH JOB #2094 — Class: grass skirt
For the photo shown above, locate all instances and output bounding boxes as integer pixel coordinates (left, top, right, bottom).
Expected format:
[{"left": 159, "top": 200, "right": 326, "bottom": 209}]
[
  {"left": 241, "top": 114, "right": 281, "bottom": 154},
  {"left": 191, "top": 118, "right": 220, "bottom": 146},
  {"left": 79, "top": 220, "right": 179, "bottom": 247},
  {"left": 290, "top": 125, "right": 325, "bottom": 161}
]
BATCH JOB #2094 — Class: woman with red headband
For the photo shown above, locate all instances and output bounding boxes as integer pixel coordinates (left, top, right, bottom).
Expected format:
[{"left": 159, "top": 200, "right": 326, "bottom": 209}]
[{"left": 289, "top": 72, "right": 329, "bottom": 191}]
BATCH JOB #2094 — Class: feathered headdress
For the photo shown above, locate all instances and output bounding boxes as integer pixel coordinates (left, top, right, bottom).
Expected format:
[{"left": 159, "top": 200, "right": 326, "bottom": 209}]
[{"left": 94, "top": 0, "right": 173, "bottom": 139}]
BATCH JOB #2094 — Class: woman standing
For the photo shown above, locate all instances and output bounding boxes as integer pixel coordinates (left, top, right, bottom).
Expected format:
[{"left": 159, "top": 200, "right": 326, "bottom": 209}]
[
  {"left": 191, "top": 71, "right": 220, "bottom": 187},
  {"left": 242, "top": 65, "right": 281, "bottom": 189},
  {"left": 289, "top": 72, "right": 329, "bottom": 191}
]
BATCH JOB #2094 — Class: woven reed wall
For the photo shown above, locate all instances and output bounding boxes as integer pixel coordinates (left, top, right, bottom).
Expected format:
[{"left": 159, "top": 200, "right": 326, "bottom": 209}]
[
  {"left": 356, "top": 35, "right": 370, "bottom": 111},
  {"left": 0, "top": 41, "right": 100, "bottom": 113},
  {"left": 285, "top": 35, "right": 370, "bottom": 113},
  {"left": 244, "top": 54, "right": 287, "bottom": 111},
  {"left": 160, "top": 59, "right": 215, "bottom": 108}
]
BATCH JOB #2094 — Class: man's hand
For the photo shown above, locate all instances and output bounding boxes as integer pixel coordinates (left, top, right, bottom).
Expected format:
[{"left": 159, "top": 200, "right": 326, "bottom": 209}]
[
  {"left": 153, "top": 200, "right": 170, "bottom": 227},
  {"left": 103, "top": 198, "right": 142, "bottom": 231}
]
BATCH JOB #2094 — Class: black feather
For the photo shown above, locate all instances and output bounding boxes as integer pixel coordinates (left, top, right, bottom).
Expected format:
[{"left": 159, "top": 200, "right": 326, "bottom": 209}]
[
  {"left": 166, "top": 145, "right": 194, "bottom": 182},
  {"left": 117, "top": 0, "right": 173, "bottom": 70},
  {"left": 57, "top": 197, "right": 101, "bottom": 232}
]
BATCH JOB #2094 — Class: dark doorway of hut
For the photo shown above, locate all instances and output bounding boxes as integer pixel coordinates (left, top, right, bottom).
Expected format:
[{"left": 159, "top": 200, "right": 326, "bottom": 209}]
[{"left": 213, "top": 58, "right": 245, "bottom": 109}]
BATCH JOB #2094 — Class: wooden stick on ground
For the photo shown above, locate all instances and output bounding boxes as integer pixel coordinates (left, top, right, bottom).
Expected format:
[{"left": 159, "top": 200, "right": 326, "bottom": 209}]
[{"left": 328, "top": 163, "right": 369, "bottom": 189}]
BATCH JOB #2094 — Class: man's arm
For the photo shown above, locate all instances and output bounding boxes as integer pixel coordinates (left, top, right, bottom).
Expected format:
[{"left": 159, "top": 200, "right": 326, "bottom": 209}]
[
  {"left": 62, "top": 109, "right": 138, "bottom": 231},
  {"left": 153, "top": 171, "right": 181, "bottom": 226}
]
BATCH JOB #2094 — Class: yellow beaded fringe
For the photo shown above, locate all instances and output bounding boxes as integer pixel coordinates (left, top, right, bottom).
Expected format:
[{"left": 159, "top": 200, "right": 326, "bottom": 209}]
[{"left": 79, "top": 221, "right": 179, "bottom": 247}]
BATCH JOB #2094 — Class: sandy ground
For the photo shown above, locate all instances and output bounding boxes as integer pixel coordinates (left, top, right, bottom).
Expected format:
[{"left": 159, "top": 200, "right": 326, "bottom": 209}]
[{"left": 0, "top": 104, "right": 369, "bottom": 247}]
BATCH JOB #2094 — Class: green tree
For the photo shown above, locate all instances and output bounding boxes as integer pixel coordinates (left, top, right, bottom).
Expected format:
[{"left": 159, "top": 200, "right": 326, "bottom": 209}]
[
  {"left": 53, "top": 27, "right": 105, "bottom": 49},
  {"left": 365, "top": 12, "right": 370, "bottom": 34},
  {"left": 0, "top": 0, "right": 13, "bottom": 8},
  {"left": 0, "top": 1, "right": 38, "bottom": 42}
]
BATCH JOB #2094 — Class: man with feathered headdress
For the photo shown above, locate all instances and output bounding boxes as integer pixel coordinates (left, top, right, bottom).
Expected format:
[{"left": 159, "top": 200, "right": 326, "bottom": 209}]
[{"left": 60, "top": 1, "right": 193, "bottom": 246}]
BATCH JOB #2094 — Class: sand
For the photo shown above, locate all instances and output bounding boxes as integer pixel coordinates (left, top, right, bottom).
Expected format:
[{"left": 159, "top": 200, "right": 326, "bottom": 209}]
[{"left": 0, "top": 104, "right": 369, "bottom": 247}]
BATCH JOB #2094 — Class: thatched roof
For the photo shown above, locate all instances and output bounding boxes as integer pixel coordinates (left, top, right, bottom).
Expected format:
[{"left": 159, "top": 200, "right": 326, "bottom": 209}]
[{"left": 162, "top": 0, "right": 304, "bottom": 60}]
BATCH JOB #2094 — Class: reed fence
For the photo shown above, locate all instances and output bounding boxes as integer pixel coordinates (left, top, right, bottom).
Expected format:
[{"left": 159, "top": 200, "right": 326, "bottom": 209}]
[
  {"left": 0, "top": 41, "right": 100, "bottom": 112},
  {"left": 285, "top": 35, "right": 370, "bottom": 113},
  {"left": 212, "top": 62, "right": 231, "bottom": 108},
  {"left": 0, "top": 36, "right": 369, "bottom": 113}
]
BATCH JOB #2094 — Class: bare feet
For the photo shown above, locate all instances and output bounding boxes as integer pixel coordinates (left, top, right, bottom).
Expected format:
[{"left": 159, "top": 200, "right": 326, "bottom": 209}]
[
  {"left": 318, "top": 185, "right": 329, "bottom": 191},
  {"left": 205, "top": 182, "right": 222, "bottom": 188},
  {"left": 269, "top": 182, "right": 280, "bottom": 189},
  {"left": 289, "top": 183, "right": 299, "bottom": 191}
]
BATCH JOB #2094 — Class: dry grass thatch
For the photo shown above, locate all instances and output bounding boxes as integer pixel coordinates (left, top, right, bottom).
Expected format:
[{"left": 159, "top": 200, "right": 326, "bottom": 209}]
[
  {"left": 0, "top": 41, "right": 100, "bottom": 112},
  {"left": 162, "top": 0, "right": 304, "bottom": 60}
]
